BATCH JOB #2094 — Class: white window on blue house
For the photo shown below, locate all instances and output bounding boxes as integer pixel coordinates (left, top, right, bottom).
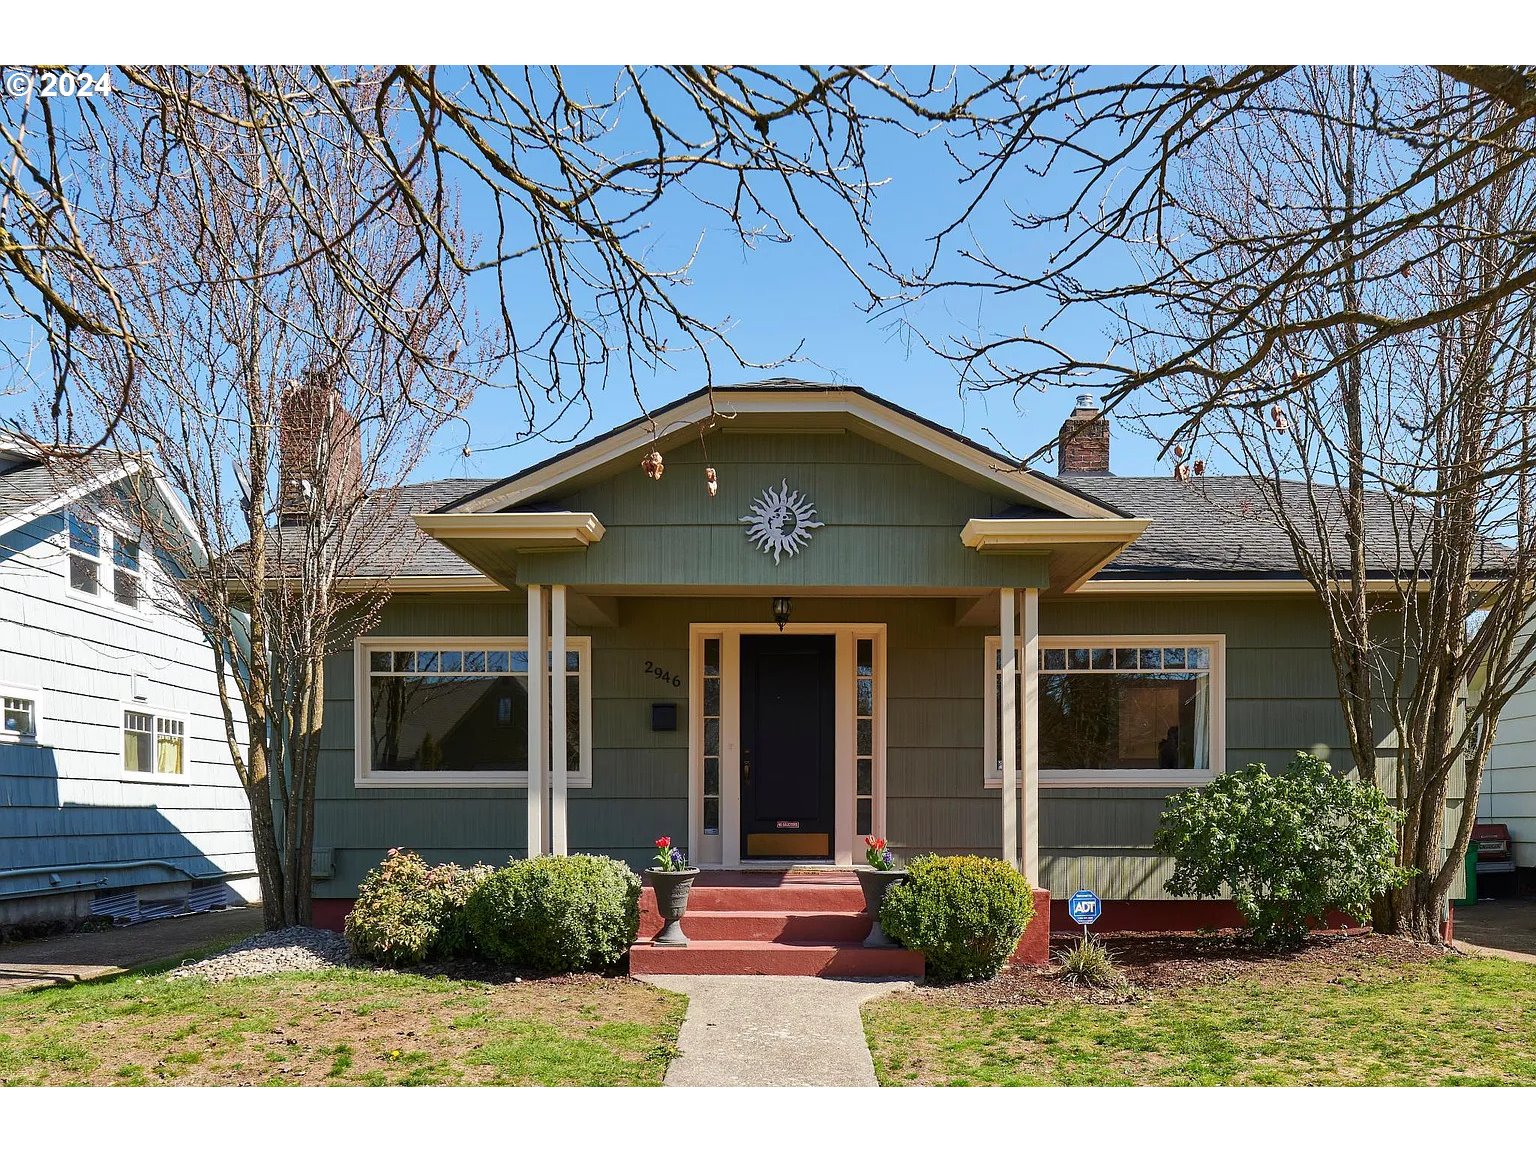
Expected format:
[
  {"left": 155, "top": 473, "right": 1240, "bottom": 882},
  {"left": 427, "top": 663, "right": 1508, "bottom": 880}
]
[
  {"left": 2, "top": 692, "right": 37, "bottom": 740},
  {"left": 123, "top": 710, "right": 185, "bottom": 775},
  {"left": 355, "top": 637, "right": 592, "bottom": 788},
  {"left": 985, "top": 634, "right": 1225, "bottom": 788},
  {"left": 68, "top": 509, "right": 145, "bottom": 610}
]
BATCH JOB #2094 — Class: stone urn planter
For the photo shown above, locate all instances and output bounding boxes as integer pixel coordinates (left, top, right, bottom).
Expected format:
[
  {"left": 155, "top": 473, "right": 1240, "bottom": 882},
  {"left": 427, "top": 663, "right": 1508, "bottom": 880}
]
[
  {"left": 645, "top": 867, "right": 701, "bottom": 947},
  {"left": 857, "top": 868, "right": 907, "bottom": 948}
]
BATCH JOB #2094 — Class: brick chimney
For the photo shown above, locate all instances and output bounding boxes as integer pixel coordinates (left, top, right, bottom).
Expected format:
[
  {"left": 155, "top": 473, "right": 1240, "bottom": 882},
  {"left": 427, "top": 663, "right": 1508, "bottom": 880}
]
[
  {"left": 1057, "top": 393, "right": 1111, "bottom": 475},
  {"left": 277, "top": 367, "right": 362, "bottom": 524}
]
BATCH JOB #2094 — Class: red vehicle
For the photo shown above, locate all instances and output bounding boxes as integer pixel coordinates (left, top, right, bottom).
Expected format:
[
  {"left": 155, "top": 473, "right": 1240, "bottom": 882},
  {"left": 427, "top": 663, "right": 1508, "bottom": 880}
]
[{"left": 1473, "top": 822, "right": 1517, "bottom": 876}]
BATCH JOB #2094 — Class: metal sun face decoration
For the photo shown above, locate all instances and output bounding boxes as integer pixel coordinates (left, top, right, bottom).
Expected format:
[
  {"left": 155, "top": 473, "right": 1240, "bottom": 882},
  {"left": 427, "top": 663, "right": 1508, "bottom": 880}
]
[{"left": 740, "top": 479, "right": 824, "bottom": 564}]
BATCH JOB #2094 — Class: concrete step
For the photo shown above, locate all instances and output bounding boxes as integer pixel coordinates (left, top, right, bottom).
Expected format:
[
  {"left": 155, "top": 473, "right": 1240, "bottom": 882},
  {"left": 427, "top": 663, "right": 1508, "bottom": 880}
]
[
  {"left": 629, "top": 939, "right": 924, "bottom": 978},
  {"left": 640, "top": 881, "right": 868, "bottom": 916},
  {"left": 661, "top": 909, "right": 873, "bottom": 943}
]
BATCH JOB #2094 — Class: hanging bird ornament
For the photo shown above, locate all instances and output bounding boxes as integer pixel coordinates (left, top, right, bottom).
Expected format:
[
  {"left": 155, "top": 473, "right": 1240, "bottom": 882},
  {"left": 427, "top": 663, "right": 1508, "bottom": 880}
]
[
  {"left": 705, "top": 466, "right": 718, "bottom": 497},
  {"left": 641, "top": 449, "right": 665, "bottom": 480}
]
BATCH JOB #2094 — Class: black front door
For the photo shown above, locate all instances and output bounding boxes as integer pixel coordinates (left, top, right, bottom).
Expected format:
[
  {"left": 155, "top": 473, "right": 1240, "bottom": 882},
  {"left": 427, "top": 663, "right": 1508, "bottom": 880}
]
[{"left": 740, "top": 634, "right": 836, "bottom": 859}]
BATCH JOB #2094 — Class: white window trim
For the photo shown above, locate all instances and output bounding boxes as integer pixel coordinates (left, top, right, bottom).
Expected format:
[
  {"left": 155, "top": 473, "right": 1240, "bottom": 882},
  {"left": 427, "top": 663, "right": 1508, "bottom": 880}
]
[
  {"left": 120, "top": 702, "right": 192, "bottom": 783},
  {"left": 984, "top": 632, "right": 1226, "bottom": 789},
  {"left": 0, "top": 683, "right": 41, "bottom": 743},
  {"left": 353, "top": 635, "right": 593, "bottom": 790},
  {"left": 65, "top": 507, "right": 149, "bottom": 616}
]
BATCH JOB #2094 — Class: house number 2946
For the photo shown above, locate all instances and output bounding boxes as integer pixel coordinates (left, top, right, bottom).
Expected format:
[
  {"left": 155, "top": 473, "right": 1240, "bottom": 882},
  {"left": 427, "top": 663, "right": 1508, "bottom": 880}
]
[{"left": 644, "top": 661, "right": 682, "bottom": 688}]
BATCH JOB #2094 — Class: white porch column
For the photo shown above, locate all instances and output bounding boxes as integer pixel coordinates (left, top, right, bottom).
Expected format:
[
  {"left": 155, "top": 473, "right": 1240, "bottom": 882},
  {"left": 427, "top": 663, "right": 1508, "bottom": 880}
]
[
  {"left": 526, "top": 583, "right": 548, "bottom": 857},
  {"left": 1021, "top": 587, "right": 1040, "bottom": 882},
  {"left": 550, "top": 584, "right": 568, "bottom": 856},
  {"left": 999, "top": 587, "right": 1019, "bottom": 869}
]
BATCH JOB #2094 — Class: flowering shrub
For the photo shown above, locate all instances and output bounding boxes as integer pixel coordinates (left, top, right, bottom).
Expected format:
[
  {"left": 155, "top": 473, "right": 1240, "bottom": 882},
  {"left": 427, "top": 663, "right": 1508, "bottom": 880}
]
[
  {"left": 652, "top": 836, "right": 689, "bottom": 872},
  {"left": 864, "top": 836, "right": 896, "bottom": 871},
  {"left": 1154, "top": 751, "right": 1408, "bottom": 949},
  {"left": 465, "top": 854, "right": 641, "bottom": 973},
  {"left": 344, "top": 849, "right": 492, "bottom": 966},
  {"left": 879, "top": 855, "right": 1035, "bottom": 983}
]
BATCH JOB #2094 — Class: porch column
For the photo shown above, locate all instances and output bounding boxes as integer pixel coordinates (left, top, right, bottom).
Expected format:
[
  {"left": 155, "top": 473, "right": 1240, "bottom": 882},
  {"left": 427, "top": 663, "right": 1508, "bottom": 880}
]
[
  {"left": 1021, "top": 587, "right": 1040, "bottom": 881},
  {"left": 550, "top": 584, "right": 569, "bottom": 856},
  {"left": 999, "top": 587, "right": 1018, "bottom": 869},
  {"left": 526, "top": 583, "right": 548, "bottom": 857}
]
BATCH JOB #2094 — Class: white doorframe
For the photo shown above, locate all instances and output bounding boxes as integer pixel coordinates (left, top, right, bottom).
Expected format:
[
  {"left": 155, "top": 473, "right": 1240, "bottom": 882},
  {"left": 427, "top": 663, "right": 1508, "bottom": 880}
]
[{"left": 689, "top": 622, "right": 887, "bottom": 868}]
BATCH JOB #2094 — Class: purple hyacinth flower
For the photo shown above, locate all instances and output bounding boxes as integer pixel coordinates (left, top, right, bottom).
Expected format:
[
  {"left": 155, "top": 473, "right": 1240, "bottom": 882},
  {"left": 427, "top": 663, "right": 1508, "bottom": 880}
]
[
  {"left": 881, "top": 849, "right": 894, "bottom": 868},
  {"left": 669, "top": 846, "right": 686, "bottom": 869}
]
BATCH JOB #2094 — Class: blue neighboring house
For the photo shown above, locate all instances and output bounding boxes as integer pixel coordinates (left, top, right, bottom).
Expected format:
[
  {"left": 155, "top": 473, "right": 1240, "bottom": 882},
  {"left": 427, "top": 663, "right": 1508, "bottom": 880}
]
[{"left": 0, "top": 436, "right": 256, "bottom": 928}]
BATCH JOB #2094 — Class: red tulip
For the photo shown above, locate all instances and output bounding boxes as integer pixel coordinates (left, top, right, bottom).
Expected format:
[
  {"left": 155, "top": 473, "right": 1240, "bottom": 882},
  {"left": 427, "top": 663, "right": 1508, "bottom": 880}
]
[{"left": 655, "top": 836, "right": 671, "bottom": 849}]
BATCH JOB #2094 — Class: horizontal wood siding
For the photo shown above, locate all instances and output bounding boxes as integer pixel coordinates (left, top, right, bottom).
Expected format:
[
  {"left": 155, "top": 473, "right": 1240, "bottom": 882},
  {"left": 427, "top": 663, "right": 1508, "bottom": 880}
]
[
  {"left": 0, "top": 512, "right": 254, "bottom": 901},
  {"left": 1484, "top": 629, "right": 1536, "bottom": 866}
]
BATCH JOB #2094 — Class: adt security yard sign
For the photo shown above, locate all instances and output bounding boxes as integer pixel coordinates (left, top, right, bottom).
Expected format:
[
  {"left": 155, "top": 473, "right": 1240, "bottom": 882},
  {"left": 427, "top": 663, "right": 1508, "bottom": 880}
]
[{"left": 1068, "top": 889, "right": 1102, "bottom": 931}]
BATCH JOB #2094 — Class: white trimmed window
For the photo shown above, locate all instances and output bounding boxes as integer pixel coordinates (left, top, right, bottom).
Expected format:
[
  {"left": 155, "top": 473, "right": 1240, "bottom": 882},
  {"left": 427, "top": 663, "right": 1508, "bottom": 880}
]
[
  {"left": 355, "top": 637, "right": 592, "bottom": 788},
  {"left": 2, "top": 689, "right": 38, "bottom": 740},
  {"left": 985, "top": 634, "right": 1225, "bottom": 787},
  {"left": 67, "top": 509, "right": 145, "bottom": 610},
  {"left": 123, "top": 709, "right": 186, "bottom": 775}
]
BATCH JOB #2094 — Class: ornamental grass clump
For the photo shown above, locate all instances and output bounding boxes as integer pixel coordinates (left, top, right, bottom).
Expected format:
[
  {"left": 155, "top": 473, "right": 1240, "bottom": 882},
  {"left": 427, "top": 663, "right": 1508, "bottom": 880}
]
[
  {"left": 878, "top": 854, "right": 1035, "bottom": 983},
  {"left": 1055, "top": 934, "right": 1129, "bottom": 993},
  {"left": 1154, "top": 751, "right": 1408, "bottom": 950},
  {"left": 345, "top": 849, "right": 493, "bottom": 966},
  {"left": 465, "top": 854, "right": 641, "bottom": 974}
]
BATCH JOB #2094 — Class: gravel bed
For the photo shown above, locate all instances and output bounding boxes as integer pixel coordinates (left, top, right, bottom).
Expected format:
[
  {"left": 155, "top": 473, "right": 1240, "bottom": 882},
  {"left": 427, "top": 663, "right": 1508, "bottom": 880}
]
[{"left": 165, "top": 926, "right": 356, "bottom": 983}]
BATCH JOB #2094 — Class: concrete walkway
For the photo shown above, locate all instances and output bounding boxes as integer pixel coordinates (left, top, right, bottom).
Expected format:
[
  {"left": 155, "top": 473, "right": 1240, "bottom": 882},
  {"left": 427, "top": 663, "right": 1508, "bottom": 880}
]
[
  {"left": 641, "top": 974, "right": 910, "bottom": 1086},
  {"left": 1453, "top": 898, "right": 1536, "bottom": 964},
  {"left": 0, "top": 906, "right": 264, "bottom": 993}
]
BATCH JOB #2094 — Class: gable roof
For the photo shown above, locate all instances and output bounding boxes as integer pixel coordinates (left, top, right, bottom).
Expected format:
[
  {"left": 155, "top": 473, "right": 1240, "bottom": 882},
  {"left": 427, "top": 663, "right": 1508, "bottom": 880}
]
[
  {"left": 0, "top": 439, "right": 201, "bottom": 547},
  {"left": 436, "top": 382, "right": 1128, "bottom": 522}
]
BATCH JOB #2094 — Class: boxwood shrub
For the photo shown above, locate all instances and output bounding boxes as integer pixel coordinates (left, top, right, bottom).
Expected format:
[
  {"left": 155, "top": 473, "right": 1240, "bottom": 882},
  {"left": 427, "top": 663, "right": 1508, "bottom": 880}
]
[
  {"left": 465, "top": 854, "right": 641, "bottom": 973},
  {"left": 344, "top": 849, "right": 492, "bottom": 966},
  {"left": 879, "top": 854, "right": 1035, "bottom": 982}
]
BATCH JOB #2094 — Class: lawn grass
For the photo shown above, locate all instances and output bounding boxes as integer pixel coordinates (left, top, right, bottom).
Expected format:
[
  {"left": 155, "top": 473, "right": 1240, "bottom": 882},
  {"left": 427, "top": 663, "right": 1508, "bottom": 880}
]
[
  {"left": 863, "top": 955, "right": 1536, "bottom": 1086},
  {"left": 0, "top": 967, "right": 686, "bottom": 1086}
]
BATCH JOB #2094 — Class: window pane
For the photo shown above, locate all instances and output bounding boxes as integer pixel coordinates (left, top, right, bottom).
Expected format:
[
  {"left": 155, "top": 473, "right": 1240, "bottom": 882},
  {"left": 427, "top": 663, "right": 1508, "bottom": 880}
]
[
  {"left": 566, "top": 650, "right": 580, "bottom": 672},
  {"left": 1042, "top": 648, "right": 1066, "bottom": 671},
  {"left": 857, "top": 638, "right": 874, "bottom": 678},
  {"left": 856, "top": 677, "right": 873, "bottom": 718},
  {"left": 1188, "top": 647, "right": 1210, "bottom": 670},
  {"left": 857, "top": 758, "right": 872, "bottom": 796},
  {"left": 703, "top": 638, "right": 720, "bottom": 677},
  {"left": 3, "top": 698, "right": 34, "bottom": 737},
  {"left": 370, "top": 651, "right": 391, "bottom": 672},
  {"left": 703, "top": 797, "right": 720, "bottom": 836},
  {"left": 1163, "top": 647, "right": 1186, "bottom": 670},
  {"left": 704, "top": 717, "right": 720, "bottom": 757},
  {"left": 123, "top": 712, "right": 153, "bottom": 772},
  {"left": 703, "top": 677, "right": 720, "bottom": 717},
  {"left": 1068, "top": 647, "right": 1090, "bottom": 670},
  {"left": 703, "top": 756, "right": 720, "bottom": 797},
  {"left": 417, "top": 651, "right": 439, "bottom": 673},
  {"left": 1115, "top": 648, "right": 1139, "bottom": 669},
  {"left": 856, "top": 798, "right": 872, "bottom": 838},
  {"left": 393, "top": 651, "right": 416, "bottom": 673},
  {"left": 114, "top": 569, "right": 139, "bottom": 608},
  {"left": 1040, "top": 671, "right": 1209, "bottom": 773},
  {"left": 439, "top": 651, "right": 462, "bottom": 673},
  {"left": 370, "top": 675, "right": 528, "bottom": 772},
  {"left": 70, "top": 555, "right": 100, "bottom": 595},
  {"left": 463, "top": 651, "right": 486, "bottom": 673},
  {"left": 156, "top": 734, "right": 184, "bottom": 774},
  {"left": 68, "top": 513, "right": 99, "bottom": 555},
  {"left": 114, "top": 537, "right": 140, "bottom": 572},
  {"left": 509, "top": 650, "right": 530, "bottom": 674},
  {"left": 1091, "top": 647, "right": 1114, "bottom": 670},
  {"left": 1139, "top": 647, "right": 1162, "bottom": 670},
  {"left": 857, "top": 717, "right": 873, "bottom": 757}
]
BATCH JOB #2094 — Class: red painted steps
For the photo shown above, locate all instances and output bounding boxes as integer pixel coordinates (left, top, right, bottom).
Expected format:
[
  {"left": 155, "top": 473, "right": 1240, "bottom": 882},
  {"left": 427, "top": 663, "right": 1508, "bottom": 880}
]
[
  {"left": 631, "top": 869, "right": 924, "bottom": 978},
  {"left": 629, "top": 940, "right": 925, "bottom": 978}
]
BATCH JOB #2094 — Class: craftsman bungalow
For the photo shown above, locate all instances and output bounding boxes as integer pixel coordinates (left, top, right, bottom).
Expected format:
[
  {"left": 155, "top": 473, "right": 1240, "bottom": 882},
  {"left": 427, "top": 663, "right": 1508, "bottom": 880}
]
[{"left": 305, "top": 380, "right": 1456, "bottom": 965}]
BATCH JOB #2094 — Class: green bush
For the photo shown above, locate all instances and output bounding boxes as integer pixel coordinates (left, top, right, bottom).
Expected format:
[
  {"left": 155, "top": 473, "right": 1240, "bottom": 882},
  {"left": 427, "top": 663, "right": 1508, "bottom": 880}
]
[
  {"left": 878, "top": 855, "right": 1035, "bottom": 983},
  {"left": 1154, "top": 751, "right": 1408, "bottom": 949},
  {"left": 344, "top": 849, "right": 493, "bottom": 966},
  {"left": 465, "top": 854, "right": 641, "bottom": 974}
]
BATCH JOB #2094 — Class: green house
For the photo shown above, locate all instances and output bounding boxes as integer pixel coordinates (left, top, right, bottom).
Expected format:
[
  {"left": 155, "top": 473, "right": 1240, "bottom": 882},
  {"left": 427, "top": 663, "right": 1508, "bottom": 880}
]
[{"left": 309, "top": 382, "right": 1412, "bottom": 933}]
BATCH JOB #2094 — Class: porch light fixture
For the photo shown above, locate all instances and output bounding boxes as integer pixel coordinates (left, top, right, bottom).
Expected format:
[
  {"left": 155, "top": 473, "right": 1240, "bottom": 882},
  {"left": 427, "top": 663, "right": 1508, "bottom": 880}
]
[{"left": 771, "top": 596, "right": 792, "bottom": 631}]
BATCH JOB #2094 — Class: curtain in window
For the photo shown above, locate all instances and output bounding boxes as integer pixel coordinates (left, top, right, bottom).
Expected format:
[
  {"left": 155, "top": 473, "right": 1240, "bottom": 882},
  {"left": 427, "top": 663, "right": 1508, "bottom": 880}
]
[{"left": 156, "top": 734, "right": 184, "bottom": 774}]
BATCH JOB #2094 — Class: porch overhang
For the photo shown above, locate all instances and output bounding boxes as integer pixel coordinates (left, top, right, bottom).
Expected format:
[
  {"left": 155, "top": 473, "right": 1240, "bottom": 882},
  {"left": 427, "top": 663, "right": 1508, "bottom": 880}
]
[
  {"left": 411, "top": 511, "right": 605, "bottom": 587},
  {"left": 960, "top": 517, "right": 1151, "bottom": 593}
]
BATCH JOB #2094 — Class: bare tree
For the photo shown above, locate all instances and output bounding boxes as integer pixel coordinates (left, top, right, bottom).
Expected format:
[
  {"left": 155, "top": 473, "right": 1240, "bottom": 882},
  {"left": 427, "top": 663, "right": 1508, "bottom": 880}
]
[
  {"left": 1065, "top": 68, "right": 1536, "bottom": 942},
  {"left": 55, "top": 71, "right": 479, "bottom": 928}
]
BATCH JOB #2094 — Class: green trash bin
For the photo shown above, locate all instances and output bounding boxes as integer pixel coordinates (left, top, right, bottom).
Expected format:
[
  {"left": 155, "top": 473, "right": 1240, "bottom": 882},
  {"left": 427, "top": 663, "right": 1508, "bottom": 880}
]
[{"left": 1453, "top": 841, "right": 1478, "bottom": 907}]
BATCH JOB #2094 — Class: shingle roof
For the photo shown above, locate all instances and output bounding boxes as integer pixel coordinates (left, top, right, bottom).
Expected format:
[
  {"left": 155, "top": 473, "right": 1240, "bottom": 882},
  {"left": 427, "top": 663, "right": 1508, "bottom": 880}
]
[
  {"left": 0, "top": 448, "right": 138, "bottom": 528},
  {"left": 1060, "top": 474, "right": 1473, "bottom": 578}
]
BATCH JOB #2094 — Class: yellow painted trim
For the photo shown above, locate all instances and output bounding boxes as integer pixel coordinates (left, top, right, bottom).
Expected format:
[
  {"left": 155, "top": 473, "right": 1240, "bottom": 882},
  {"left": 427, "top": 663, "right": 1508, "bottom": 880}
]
[
  {"left": 960, "top": 517, "right": 1152, "bottom": 550},
  {"left": 412, "top": 511, "right": 605, "bottom": 548}
]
